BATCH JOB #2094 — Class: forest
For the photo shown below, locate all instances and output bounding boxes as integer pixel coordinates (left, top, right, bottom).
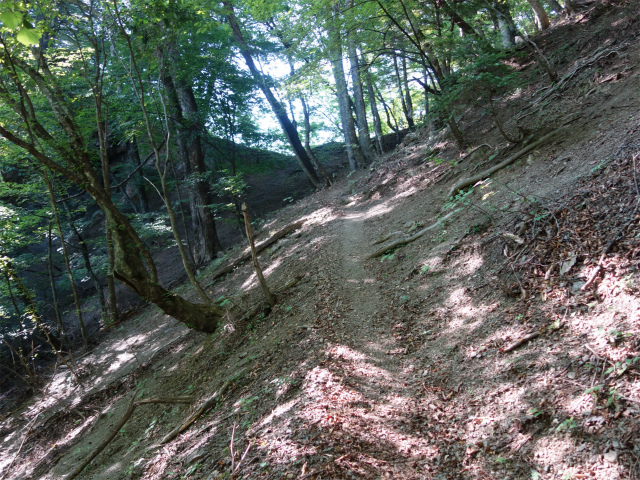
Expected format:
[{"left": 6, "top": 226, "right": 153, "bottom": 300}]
[{"left": 1, "top": 0, "right": 639, "bottom": 478}]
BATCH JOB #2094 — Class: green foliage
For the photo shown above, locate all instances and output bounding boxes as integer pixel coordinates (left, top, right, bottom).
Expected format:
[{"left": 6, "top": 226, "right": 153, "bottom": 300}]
[
  {"left": 444, "top": 188, "right": 474, "bottom": 210},
  {"left": 381, "top": 251, "right": 395, "bottom": 262},
  {"left": 0, "top": 1, "right": 41, "bottom": 45},
  {"left": 434, "top": 51, "right": 523, "bottom": 122}
]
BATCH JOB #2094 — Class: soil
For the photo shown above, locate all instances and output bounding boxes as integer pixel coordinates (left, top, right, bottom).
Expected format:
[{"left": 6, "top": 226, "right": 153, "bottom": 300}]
[{"left": 1, "top": 1, "right": 640, "bottom": 479}]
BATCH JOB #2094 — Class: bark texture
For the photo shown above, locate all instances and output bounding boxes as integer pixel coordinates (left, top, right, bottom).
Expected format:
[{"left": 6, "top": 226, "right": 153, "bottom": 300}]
[{"left": 327, "top": 6, "right": 366, "bottom": 171}]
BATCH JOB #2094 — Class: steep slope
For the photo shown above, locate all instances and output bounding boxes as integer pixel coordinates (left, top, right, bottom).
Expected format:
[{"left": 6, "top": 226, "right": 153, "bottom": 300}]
[{"left": 1, "top": 2, "right": 639, "bottom": 479}]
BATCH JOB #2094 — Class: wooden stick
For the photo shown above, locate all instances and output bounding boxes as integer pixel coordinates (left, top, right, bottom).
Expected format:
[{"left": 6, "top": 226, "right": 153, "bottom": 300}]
[
  {"left": 500, "top": 331, "right": 542, "bottom": 353},
  {"left": 367, "top": 209, "right": 461, "bottom": 259},
  {"left": 209, "top": 220, "right": 305, "bottom": 283},
  {"left": 160, "top": 367, "right": 249, "bottom": 445},
  {"left": 242, "top": 203, "right": 275, "bottom": 307},
  {"left": 447, "top": 125, "right": 570, "bottom": 198}
]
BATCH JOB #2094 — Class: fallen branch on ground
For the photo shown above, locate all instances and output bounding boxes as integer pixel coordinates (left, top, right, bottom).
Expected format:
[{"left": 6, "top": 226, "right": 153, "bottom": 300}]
[
  {"left": 500, "top": 319, "right": 564, "bottom": 353},
  {"left": 367, "top": 209, "right": 461, "bottom": 259},
  {"left": 65, "top": 395, "right": 194, "bottom": 480},
  {"left": 209, "top": 220, "right": 305, "bottom": 283},
  {"left": 160, "top": 367, "right": 249, "bottom": 445},
  {"left": 447, "top": 124, "right": 572, "bottom": 198},
  {"left": 500, "top": 330, "right": 542, "bottom": 353}
]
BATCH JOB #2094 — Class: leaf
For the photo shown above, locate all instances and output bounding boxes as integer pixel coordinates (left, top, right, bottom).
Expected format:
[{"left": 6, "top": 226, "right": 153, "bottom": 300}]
[
  {"left": 0, "top": 11, "right": 23, "bottom": 29},
  {"left": 559, "top": 252, "right": 577, "bottom": 275},
  {"left": 16, "top": 27, "right": 41, "bottom": 46}
]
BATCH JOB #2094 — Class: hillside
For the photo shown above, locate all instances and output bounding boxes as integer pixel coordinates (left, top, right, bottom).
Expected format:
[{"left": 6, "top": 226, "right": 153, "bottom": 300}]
[{"left": 1, "top": 1, "right": 640, "bottom": 479}]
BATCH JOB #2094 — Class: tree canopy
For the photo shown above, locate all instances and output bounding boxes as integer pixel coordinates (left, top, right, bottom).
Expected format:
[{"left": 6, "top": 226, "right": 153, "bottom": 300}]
[{"left": 0, "top": 0, "right": 565, "bottom": 356}]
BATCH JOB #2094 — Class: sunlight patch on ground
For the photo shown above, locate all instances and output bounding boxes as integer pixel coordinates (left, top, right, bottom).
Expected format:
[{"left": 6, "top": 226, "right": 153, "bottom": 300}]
[
  {"left": 257, "top": 398, "right": 299, "bottom": 428},
  {"left": 449, "top": 251, "right": 484, "bottom": 277},
  {"left": 303, "top": 207, "right": 338, "bottom": 227},
  {"left": 564, "top": 394, "right": 594, "bottom": 416},
  {"left": 328, "top": 344, "right": 369, "bottom": 361},
  {"left": 390, "top": 184, "right": 420, "bottom": 201},
  {"left": 106, "top": 352, "right": 136, "bottom": 373},
  {"left": 361, "top": 202, "right": 394, "bottom": 220}
]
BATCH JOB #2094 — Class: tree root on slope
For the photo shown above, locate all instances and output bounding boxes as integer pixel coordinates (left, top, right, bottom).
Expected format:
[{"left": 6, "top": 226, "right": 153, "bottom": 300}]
[
  {"left": 366, "top": 209, "right": 462, "bottom": 259},
  {"left": 65, "top": 395, "right": 195, "bottom": 480},
  {"left": 447, "top": 123, "right": 573, "bottom": 199},
  {"left": 159, "top": 368, "right": 249, "bottom": 445}
]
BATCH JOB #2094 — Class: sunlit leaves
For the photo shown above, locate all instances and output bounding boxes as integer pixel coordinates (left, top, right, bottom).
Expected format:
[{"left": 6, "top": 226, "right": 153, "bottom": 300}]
[
  {"left": 0, "top": 10, "right": 23, "bottom": 30},
  {"left": 0, "top": 1, "right": 42, "bottom": 45}
]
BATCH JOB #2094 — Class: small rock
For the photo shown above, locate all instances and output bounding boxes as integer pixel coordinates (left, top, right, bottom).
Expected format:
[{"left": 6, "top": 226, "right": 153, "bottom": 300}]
[
  {"left": 567, "top": 371, "right": 576, "bottom": 379},
  {"left": 571, "top": 281, "right": 585, "bottom": 294},
  {"left": 185, "top": 448, "right": 209, "bottom": 466}
]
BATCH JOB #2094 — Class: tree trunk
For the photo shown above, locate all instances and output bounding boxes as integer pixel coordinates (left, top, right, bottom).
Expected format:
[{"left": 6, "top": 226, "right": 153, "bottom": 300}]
[
  {"left": 437, "top": 0, "right": 495, "bottom": 51},
  {"left": 242, "top": 203, "right": 275, "bottom": 307},
  {"left": 0, "top": 38, "right": 224, "bottom": 334},
  {"left": 64, "top": 202, "right": 109, "bottom": 327},
  {"left": 158, "top": 49, "right": 222, "bottom": 264},
  {"left": 300, "top": 96, "right": 333, "bottom": 185},
  {"left": 327, "top": 5, "right": 366, "bottom": 171},
  {"left": 168, "top": 54, "right": 222, "bottom": 263},
  {"left": 563, "top": 0, "right": 576, "bottom": 14},
  {"left": 545, "top": 0, "right": 564, "bottom": 14},
  {"left": 527, "top": 0, "right": 551, "bottom": 30},
  {"left": 44, "top": 171, "right": 87, "bottom": 345},
  {"left": 347, "top": 43, "right": 375, "bottom": 163},
  {"left": 107, "top": 209, "right": 224, "bottom": 332},
  {"left": 223, "top": 1, "right": 321, "bottom": 188},
  {"left": 105, "top": 229, "right": 118, "bottom": 324},
  {"left": 493, "top": 1, "right": 517, "bottom": 48},
  {"left": 126, "top": 138, "right": 150, "bottom": 213},
  {"left": 375, "top": 86, "right": 400, "bottom": 136},
  {"left": 47, "top": 221, "right": 66, "bottom": 340},
  {"left": 401, "top": 56, "right": 415, "bottom": 128},
  {"left": 394, "top": 54, "right": 415, "bottom": 129},
  {"left": 363, "top": 60, "right": 385, "bottom": 154}
]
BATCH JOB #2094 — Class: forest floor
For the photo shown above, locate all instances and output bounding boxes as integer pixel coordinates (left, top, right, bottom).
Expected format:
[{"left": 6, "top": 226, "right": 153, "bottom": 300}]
[{"left": 1, "top": 1, "right": 640, "bottom": 479}]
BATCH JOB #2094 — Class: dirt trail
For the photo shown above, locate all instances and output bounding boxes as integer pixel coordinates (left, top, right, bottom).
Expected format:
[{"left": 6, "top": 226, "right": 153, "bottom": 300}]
[
  {"left": 336, "top": 204, "right": 390, "bottom": 351},
  {"left": 292, "top": 199, "right": 437, "bottom": 478}
]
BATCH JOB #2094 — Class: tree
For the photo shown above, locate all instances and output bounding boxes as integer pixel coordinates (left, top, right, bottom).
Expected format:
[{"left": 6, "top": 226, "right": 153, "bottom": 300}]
[
  {"left": 526, "top": 0, "right": 551, "bottom": 30},
  {"left": 0, "top": 5, "right": 224, "bottom": 333},
  {"left": 326, "top": 2, "right": 367, "bottom": 171},
  {"left": 223, "top": 1, "right": 323, "bottom": 188}
]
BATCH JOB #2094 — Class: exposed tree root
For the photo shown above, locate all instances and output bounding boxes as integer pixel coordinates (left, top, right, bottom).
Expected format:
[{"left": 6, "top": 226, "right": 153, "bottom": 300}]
[
  {"left": 367, "top": 209, "right": 462, "bottom": 259},
  {"left": 160, "top": 368, "right": 249, "bottom": 445},
  {"left": 209, "top": 220, "right": 306, "bottom": 283},
  {"left": 455, "top": 143, "right": 493, "bottom": 165},
  {"left": 65, "top": 395, "right": 194, "bottom": 480},
  {"left": 447, "top": 124, "right": 571, "bottom": 198},
  {"left": 235, "top": 275, "right": 305, "bottom": 323}
]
